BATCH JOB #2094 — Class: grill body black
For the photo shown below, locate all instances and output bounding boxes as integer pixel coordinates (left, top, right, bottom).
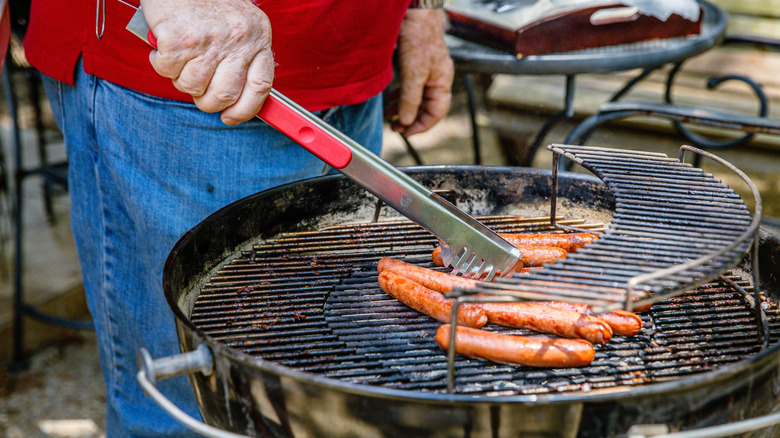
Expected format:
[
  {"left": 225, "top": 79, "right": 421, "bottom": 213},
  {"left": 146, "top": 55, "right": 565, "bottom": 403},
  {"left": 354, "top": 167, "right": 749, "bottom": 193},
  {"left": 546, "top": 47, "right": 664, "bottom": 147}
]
[{"left": 164, "top": 166, "right": 780, "bottom": 437}]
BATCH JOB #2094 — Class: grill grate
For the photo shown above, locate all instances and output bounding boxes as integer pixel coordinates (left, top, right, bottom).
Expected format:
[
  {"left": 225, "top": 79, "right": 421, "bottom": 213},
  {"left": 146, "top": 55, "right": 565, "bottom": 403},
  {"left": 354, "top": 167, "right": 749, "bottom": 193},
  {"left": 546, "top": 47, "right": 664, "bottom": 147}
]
[
  {"left": 191, "top": 215, "right": 777, "bottom": 395},
  {"left": 462, "top": 145, "right": 759, "bottom": 312}
]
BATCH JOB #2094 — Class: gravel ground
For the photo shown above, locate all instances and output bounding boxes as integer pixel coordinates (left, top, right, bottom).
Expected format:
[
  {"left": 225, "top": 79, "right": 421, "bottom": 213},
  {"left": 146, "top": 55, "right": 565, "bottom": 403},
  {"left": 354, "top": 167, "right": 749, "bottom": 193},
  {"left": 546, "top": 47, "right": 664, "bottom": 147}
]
[{"left": 0, "top": 332, "right": 105, "bottom": 438}]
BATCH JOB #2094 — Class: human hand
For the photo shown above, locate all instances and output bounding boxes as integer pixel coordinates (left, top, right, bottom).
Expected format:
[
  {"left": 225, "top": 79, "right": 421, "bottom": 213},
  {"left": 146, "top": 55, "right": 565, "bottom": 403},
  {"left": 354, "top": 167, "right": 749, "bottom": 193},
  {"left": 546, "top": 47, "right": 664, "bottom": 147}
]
[
  {"left": 141, "top": 0, "right": 274, "bottom": 125},
  {"left": 390, "top": 9, "right": 454, "bottom": 136}
]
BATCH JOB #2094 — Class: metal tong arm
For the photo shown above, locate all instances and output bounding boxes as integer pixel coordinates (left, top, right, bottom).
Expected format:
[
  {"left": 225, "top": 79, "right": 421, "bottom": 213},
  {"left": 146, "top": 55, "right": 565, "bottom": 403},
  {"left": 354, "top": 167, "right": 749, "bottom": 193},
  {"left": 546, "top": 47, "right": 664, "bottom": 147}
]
[{"left": 261, "top": 91, "right": 517, "bottom": 272}]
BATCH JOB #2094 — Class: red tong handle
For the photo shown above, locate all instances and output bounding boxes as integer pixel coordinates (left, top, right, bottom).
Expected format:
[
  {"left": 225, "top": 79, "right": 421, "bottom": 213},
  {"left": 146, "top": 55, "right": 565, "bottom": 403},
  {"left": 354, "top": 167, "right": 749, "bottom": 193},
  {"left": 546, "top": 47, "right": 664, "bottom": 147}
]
[
  {"left": 145, "top": 29, "right": 351, "bottom": 169},
  {"left": 257, "top": 94, "right": 353, "bottom": 169},
  {"left": 147, "top": 30, "right": 158, "bottom": 48}
]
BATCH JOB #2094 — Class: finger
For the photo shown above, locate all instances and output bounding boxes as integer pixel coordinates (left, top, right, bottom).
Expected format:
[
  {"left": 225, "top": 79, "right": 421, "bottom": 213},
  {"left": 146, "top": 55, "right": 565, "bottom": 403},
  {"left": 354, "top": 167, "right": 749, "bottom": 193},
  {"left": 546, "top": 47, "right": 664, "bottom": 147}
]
[
  {"left": 192, "top": 57, "right": 249, "bottom": 114},
  {"left": 400, "top": 87, "right": 451, "bottom": 136},
  {"left": 149, "top": 50, "right": 186, "bottom": 81},
  {"left": 219, "top": 48, "right": 275, "bottom": 125},
  {"left": 397, "top": 72, "right": 427, "bottom": 126},
  {"left": 148, "top": 31, "right": 202, "bottom": 80},
  {"left": 171, "top": 51, "right": 222, "bottom": 97}
]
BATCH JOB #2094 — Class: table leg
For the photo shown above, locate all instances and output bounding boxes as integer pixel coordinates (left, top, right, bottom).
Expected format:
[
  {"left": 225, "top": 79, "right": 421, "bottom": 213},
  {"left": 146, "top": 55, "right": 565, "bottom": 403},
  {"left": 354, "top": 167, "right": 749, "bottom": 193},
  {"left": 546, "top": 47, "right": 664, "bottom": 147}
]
[
  {"left": 463, "top": 73, "right": 482, "bottom": 165},
  {"left": 664, "top": 60, "right": 768, "bottom": 166},
  {"left": 525, "top": 75, "right": 576, "bottom": 168}
]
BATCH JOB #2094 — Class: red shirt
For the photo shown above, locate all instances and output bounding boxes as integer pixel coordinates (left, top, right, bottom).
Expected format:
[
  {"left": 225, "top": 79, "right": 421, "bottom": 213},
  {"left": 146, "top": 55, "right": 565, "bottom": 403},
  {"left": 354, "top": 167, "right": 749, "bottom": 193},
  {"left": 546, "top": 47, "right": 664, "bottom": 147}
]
[{"left": 24, "top": 0, "right": 408, "bottom": 111}]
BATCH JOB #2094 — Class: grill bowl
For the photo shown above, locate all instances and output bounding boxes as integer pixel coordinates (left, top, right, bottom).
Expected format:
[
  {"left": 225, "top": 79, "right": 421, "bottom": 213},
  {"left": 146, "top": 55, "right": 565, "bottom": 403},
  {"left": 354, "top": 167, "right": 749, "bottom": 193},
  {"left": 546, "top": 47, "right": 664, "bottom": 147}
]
[{"left": 163, "top": 166, "right": 780, "bottom": 437}]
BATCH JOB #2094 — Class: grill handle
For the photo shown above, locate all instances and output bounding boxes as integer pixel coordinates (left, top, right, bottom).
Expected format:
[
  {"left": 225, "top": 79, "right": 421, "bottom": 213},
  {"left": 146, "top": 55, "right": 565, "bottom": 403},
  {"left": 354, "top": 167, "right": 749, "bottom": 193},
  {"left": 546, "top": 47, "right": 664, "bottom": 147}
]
[
  {"left": 628, "top": 410, "right": 780, "bottom": 438},
  {"left": 136, "top": 345, "right": 251, "bottom": 438}
]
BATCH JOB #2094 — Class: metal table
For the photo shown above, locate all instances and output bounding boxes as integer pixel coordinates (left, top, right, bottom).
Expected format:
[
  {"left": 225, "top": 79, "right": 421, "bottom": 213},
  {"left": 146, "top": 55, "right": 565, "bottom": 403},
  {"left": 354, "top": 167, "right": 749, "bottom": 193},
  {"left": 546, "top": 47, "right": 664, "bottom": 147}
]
[{"left": 445, "top": 0, "right": 728, "bottom": 165}]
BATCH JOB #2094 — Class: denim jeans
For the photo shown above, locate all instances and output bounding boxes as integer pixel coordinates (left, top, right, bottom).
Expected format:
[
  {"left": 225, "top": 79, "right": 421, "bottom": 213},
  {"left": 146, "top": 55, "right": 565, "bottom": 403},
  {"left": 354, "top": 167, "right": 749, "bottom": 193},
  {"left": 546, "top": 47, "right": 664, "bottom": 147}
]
[{"left": 42, "top": 61, "right": 383, "bottom": 437}]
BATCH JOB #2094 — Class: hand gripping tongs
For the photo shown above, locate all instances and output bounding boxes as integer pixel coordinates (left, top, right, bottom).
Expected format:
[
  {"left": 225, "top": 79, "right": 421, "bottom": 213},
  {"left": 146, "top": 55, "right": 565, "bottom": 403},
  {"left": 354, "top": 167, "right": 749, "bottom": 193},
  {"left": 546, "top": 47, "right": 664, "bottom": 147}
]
[{"left": 127, "top": 8, "right": 522, "bottom": 280}]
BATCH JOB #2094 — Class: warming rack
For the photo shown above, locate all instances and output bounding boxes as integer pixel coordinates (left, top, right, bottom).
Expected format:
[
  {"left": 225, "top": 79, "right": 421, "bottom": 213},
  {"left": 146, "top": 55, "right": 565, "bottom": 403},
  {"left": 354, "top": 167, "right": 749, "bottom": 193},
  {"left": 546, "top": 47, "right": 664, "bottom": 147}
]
[
  {"left": 452, "top": 145, "right": 762, "bottom": 313},
  {"left": 445, "top": 144, "right": 763, "bottom": 392}
]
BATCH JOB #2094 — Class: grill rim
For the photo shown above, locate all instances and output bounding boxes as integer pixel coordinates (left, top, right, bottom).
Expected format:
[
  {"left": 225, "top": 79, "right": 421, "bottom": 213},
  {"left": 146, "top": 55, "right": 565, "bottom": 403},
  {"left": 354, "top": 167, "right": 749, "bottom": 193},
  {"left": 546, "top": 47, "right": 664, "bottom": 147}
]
[{"left": 164, "top": 165, "right": 780, "bottom": 407}]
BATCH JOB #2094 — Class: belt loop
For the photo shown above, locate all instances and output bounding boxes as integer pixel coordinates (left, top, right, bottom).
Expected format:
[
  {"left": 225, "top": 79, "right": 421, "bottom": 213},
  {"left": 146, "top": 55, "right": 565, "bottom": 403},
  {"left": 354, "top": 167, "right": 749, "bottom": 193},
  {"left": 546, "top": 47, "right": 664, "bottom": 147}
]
[{"left": 95, "top": 0, "right": 106, "bottom": 39}]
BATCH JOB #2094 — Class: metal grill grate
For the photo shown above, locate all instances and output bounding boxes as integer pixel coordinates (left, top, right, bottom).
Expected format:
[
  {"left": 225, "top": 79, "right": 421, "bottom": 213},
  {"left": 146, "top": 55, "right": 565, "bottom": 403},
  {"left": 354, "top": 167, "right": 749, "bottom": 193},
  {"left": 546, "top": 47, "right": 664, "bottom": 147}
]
[
  {"left": 462, "top": 145, "right": 759, "bottom": 312},
  {"left": 190, "top": 216, "right": 777, "bottom": 395}
]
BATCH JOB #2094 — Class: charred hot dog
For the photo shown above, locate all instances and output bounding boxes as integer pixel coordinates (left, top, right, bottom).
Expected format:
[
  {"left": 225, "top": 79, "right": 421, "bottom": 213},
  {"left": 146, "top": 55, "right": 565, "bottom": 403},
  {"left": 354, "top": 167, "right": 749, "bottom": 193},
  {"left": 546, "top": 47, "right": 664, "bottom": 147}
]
[
  {"left": 540, "top": 302, "right": 643, "bottom": 337},
  {"left": 377, "top": 270, "right": 488, "bottom": 328},
  {"left": 378, "top": 257, "right": 479, "bottom": 292},
  {"left": 477, "top": 301, "right": 613, "bottom": 345}
]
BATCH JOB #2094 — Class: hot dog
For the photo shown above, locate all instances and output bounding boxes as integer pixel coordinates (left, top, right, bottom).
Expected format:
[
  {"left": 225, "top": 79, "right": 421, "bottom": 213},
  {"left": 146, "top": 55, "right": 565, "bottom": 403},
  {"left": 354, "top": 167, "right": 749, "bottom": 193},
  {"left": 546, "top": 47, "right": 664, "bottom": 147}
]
[
  {"left": 435, "top": 325, "right": 595, "bottom": 367},
  {"left": 545, "top": 293, "right": 653, "bottom": 314},
  {"left": 539, "top": 302, "right": 643, "bottom": 337},
  {"left": 378, "top": 257, "right": 479, "bottom": 292},
  {"left": 594, "top": 310, "right": 644, "bottom": 337},
  {"left": 378, "top": 257, "right": 642, "bottom": 339},
  {"left": 499, "top": 232, "right": 599, "bottom": 253},
  {"left": 377, "top": 271, "right": 488, "bottom": 328},
  {"left": 430, "top": 231, "right": 599, "bottom": 267},
  {"left": 476, "top": 301, "right": 612, "bottom": 345},
  {"left": 432, "top": 245, "right": 565, "bottom": 268}
]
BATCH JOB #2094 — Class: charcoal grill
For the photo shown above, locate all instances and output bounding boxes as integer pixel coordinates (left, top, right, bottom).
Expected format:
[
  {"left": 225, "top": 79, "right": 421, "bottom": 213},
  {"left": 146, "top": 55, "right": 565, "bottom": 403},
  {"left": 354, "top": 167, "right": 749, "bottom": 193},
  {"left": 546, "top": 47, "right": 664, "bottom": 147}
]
[{"left": 139, "top": 146, "right": 780, "bottom": 438}]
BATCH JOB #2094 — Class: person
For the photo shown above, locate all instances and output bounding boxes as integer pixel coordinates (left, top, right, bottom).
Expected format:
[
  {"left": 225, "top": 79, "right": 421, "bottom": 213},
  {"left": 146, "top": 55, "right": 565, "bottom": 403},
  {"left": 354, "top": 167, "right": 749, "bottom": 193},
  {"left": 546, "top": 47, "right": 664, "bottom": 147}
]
[{"left": 22, "top": 0, "right": 454, "bottom": 436}]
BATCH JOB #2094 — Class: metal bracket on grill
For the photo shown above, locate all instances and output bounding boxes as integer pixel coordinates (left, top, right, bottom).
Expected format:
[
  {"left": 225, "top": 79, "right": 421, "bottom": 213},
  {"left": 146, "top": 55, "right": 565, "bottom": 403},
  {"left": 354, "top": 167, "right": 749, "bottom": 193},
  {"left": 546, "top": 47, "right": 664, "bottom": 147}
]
[{"left": 719, "top": 275, "right": 770, "bottom": 349}]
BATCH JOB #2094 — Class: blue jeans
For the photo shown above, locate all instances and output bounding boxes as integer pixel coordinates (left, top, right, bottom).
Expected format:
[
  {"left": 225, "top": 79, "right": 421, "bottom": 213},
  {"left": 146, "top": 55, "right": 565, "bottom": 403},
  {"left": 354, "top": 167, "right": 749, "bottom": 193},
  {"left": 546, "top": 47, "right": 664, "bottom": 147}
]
[{"left": 42, "top": 62, "right": 383, "bottom": 437}]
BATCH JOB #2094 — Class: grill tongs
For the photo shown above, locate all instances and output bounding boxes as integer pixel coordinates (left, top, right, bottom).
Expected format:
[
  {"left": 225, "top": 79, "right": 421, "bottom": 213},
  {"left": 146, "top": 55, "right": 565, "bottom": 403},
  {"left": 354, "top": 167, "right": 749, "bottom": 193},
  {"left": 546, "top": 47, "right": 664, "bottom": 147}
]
[
  {"left": 258, "top": 91, "right": 522, "bottom": 280},
  {"left": 127, "top": 8, "right": 522, "bottom": 280}
]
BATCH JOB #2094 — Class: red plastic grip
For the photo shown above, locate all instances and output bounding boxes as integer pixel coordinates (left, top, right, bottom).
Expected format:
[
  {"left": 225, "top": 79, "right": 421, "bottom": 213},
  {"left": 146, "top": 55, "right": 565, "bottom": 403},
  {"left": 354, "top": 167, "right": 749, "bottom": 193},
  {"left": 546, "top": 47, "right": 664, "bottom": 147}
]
[
  {"left": 147, "top": 29, "right": 158, "bottom": 49},
  {"left": 257, "top": 95, "right": 353, "bottom": 169}
]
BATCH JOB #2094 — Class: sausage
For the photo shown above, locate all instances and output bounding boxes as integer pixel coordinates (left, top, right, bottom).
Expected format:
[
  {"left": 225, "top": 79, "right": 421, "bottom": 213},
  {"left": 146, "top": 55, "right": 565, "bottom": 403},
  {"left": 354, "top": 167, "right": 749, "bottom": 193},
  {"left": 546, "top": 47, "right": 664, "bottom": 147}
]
[
  {"left": 435, "top": 325, "right": 595, "bottom": 367},
  {"left": 378, "top": 257, "right": 640, "bottom": 338},
  {"left": 378, "top": 257, "right": 478, "bottom": 292},
  {"left": 377, "top": 271, "right": 488, "bottom": 328},
  {"left": 539, "top": 302, "right": 643, "bottom": 337},
  {"left": 499, "top": 232, "right": 599, "bottom": 253},
  {"left": 516, "top": 245, "right": 568, "bottom": 267},
  {"left": 432, "top": 245, "right": 565, "bottom": 268},
  {"left": 501, "top": 232, "right": 599, "bottom": 252},
  {"left": 595, "top": 310, "right": 643, "bottom": 337},
  {"left": 476, "top": 302, "right": 613, "bottom": 345},
  {"left": 430, "top": 231, "right": 598, "bottom": 267}
]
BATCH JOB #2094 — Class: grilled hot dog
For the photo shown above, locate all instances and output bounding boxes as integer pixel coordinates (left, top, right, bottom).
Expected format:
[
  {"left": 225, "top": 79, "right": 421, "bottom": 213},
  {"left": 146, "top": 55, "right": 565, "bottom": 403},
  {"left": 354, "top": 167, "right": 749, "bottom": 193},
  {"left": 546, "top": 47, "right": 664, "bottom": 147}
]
[
  {"left": 499, "top": 232, "right": 599, "bottom": 253},
  {"left": 378, "top": 258, "right": 614, "bottom": 343},
  {"left": 378, "top": 257, "right": 478, "bottom": 292},
  {"left": 477, "top": 301, "right": 613, "bottom": 345},
  {"left": 435, "top": 325, "right": 595, "bottom": 367},
  {"left": 540, "top": 302, "right": 643, "bottom": 337},
  {"left": 377, "top": 271, "right": 488, "bottom": 328},
  {"left": 378, "top": 257, "right": 642, "bottom": 341},
  {"left": 431, "top": 245, "right": 565, "bottom": 268}
]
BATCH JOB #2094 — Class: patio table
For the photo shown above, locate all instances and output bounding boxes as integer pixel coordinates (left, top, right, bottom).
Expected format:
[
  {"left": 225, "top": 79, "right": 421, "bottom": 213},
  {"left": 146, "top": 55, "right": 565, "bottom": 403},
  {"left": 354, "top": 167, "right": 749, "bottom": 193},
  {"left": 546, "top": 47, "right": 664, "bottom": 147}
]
[{"left": 444, "top": 0, "right": 728, "bottom": 166}]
